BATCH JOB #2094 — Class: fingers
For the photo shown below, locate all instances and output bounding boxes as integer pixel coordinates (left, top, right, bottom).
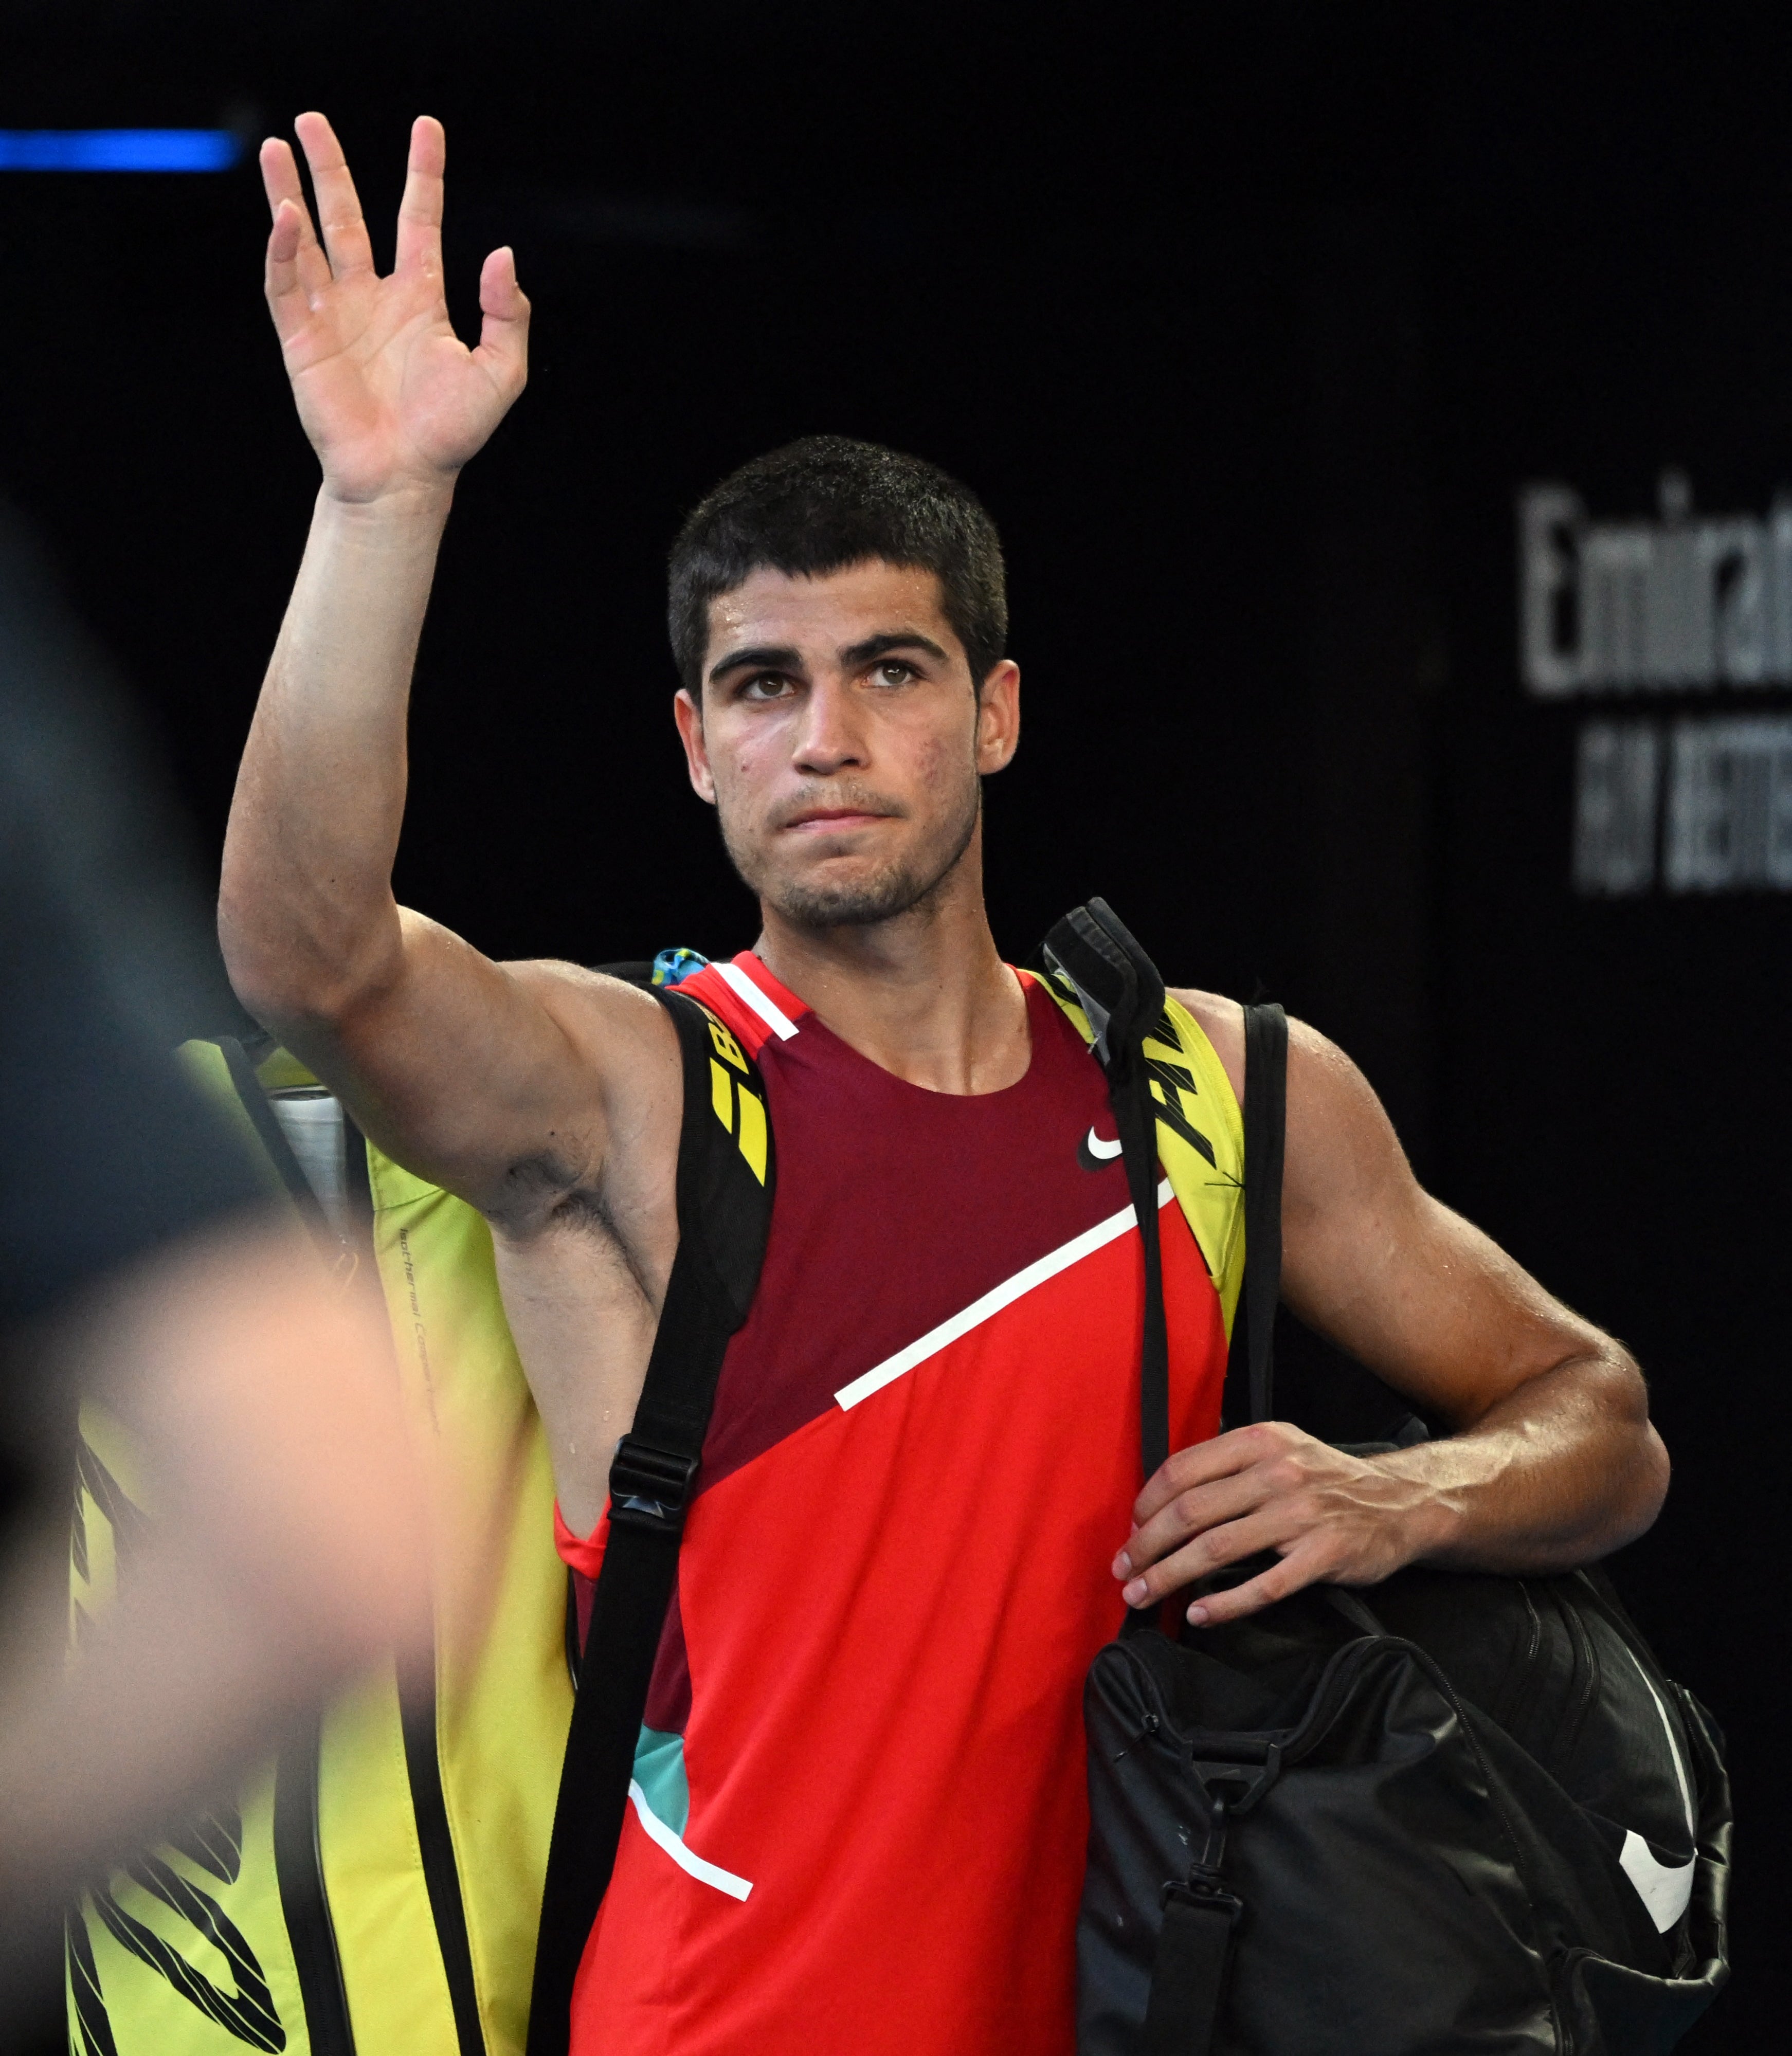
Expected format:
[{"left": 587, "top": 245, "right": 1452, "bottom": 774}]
[
  {"left": 394, "top": 115, "right": 447, "bottom": 278},
  {"left": 1184, "top": 1545, "right": 1326, "bottom": 1628},
  {"left": 472, "top": 247, "right": 531, "bottom": 397},
  {"left": 259, "top": 138, "right": 330, "bottom": 307},
  {"left": 293, "top": 111, "right": 375, "bottom": 279},
  {"left": 258, "top": 133, "right": 305, "bottom": 220},
  {"left": 1120, "top": 1501, "right": 1298, "bottom": 1609},
  {"left": 1111, "top": 1424, "right": 1422, "bottom": 1626},
  {"left": 1131, "top": 1421, "right": 1293, "bottom": 1527},
  {"left": 263, "top": 200, "right": 306, "bottom": 332},
  {"left": 1114, "top": 1467, "right": 1262, "bottom": 1583},
  {"left": 1115, "top": 1423, "right": 1363, "bottom": 1607}
]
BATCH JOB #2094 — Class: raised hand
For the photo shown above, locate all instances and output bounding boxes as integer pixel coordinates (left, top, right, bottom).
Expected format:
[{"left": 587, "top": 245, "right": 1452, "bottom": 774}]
[{"left": 261, "top": 114, "right": 529, "bottom": 503}]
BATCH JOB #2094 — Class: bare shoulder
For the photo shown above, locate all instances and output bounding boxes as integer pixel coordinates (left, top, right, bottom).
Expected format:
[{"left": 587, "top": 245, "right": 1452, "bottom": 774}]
[
  {"left": 1276, "top": 1015, "right": 1415, "bottom": 1212},
  {"left": 499, "top": 958, "right": 682, "bottom": 1112},
  {"left": 1167, "top": 990, "right": 1395, "bottom": 1174},
  {"left": 504, "top": 957, "right": 673, "bottom": 1041}
]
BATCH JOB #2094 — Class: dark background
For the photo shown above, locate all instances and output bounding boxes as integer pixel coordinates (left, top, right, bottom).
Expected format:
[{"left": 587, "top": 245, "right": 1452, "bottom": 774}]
[{"left": 3, "top": 2, "right": 1783, "bottom": 2046}]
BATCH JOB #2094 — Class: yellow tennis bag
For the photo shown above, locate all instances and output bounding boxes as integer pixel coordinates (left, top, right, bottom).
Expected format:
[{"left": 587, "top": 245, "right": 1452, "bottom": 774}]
[{"left": 68, "top": 1032, "right": 571, "bottom": 2056}]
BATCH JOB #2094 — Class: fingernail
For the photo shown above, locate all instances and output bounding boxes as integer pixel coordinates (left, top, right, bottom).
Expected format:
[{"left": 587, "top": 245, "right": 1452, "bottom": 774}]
[
  {"left": 1186, "top": 1603, "right": 1209, "bottom": 1626},
  {"left": 1123, "top": 1578, "right": 1149, "bottom": 1607},
  {"left": 1112, "top": 1551, "right": 1132, "bottom": 1577}
]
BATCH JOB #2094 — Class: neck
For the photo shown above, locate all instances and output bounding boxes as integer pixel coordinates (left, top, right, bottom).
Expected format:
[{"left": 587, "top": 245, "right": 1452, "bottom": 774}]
[{"left": 752, "top": 838, "right": 1031, "bottom": 1095}]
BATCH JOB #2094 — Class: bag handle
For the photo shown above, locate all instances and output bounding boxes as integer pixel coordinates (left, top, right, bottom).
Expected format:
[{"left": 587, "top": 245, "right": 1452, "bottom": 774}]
[
  {"left": 526, "top": 986, "right": 773, "bottom": 2056},
  {"left": 1038, "top": 899, "right": 1171, "bottom": 1476},
  {"left": 1036, "top": 905, "right": 1291, "bottom": 1464},
  {"left": 1220, "top": 1004, "right": 1288, "bottom": 1431}
]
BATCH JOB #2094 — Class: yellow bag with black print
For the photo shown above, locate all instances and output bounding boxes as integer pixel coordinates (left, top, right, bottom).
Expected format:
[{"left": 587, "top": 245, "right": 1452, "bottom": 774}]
[{"left": 68, "top": 1034, "right": 571, "bottom": 2056}]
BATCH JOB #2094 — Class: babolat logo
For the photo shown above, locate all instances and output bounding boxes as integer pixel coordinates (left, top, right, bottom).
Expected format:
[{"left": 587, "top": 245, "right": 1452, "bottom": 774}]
[{"left": 1520, "top": 472, "right": 1792, "bottom": 695}]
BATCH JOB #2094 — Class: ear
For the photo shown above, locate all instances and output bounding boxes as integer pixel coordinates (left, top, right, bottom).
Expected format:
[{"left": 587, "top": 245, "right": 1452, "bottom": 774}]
[
  {"left": 673, "top": 687, "right": 717, "bottom": 805},
  {"left": 974, "top": 659, "right": 1021, "bottom": 775}
]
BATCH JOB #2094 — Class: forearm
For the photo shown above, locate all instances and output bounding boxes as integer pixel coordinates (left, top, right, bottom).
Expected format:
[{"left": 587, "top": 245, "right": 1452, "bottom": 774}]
[
  {"left": 1392, "top": 1349, "right": 1669, "bottom": 1574},
  {"left": 220, "top": 483, "right": 453, "bottom": 1024}
]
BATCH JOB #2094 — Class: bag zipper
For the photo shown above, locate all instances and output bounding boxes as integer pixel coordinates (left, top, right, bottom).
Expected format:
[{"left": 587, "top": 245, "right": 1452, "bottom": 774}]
[
  {"left": 1556, "top": 1585, "right": 1603, "bottom": 1768},
  {"left": 1492, "top": 1580, "right": 1545, "bottom": 1735}
]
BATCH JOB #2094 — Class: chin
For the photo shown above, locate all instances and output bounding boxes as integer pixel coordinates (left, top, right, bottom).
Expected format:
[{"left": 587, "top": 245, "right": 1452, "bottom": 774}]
[
  {"left": 766, "top": 863, "right": 933, "bottom": 930},
  {"left": 726, "top": 788, "right": 981, "bottom": 932}
]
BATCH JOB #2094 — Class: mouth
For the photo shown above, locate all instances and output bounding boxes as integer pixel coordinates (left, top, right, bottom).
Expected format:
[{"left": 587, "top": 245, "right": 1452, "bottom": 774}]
[{"left": 780, "top": 808, "right": 897, "bottom": 834}]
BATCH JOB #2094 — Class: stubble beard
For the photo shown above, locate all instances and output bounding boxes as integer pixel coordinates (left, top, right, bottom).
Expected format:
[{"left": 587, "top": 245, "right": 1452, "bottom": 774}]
[{"left": 720, "top": 777, "right": 983, "bottom": 932}]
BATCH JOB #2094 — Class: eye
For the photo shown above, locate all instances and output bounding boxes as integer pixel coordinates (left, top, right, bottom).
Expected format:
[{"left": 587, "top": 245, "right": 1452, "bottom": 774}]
[
  {"left": 738, "top": 672, "right": 795, "bottom": 702},
  {"left": 872, "top": 659, "right": 917, "bottom": 686}
]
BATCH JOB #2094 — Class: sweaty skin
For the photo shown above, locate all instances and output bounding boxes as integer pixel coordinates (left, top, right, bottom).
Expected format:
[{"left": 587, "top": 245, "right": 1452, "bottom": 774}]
[{"left": 222, "top": 113, "right": 1668, "bottom": 1603}]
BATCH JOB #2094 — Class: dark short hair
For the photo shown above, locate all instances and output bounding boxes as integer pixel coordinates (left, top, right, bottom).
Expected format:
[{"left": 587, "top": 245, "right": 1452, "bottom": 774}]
[{"left": 667, "top": 435, "right": 1008, "bottom": 695}]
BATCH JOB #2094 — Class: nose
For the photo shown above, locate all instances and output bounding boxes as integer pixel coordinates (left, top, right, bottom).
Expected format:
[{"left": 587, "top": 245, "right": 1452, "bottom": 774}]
[{"left": 791, "top": 674, "right": 867, "bottom": 775}]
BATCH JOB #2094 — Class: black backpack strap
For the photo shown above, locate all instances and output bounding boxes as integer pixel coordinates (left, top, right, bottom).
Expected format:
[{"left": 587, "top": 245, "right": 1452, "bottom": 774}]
[
  {"left": 1142, "top": 1885, "right": 1238, "bottom": 2056},
  {"left": 527, "top": 987, "right": 773, "bottom": 2056},
  {"left": 209, "top": 1035, "right": 336, "bottom": 1247},
  {"left": 1219, "top": 1003, "right": 1288, "bottom": 1430},
  {"left": 1139, "top": 1007, "right": 1286, "bottom": 2051},
  {"left": 1038, "top": 899, "right": 1170, "bottom": 1478},
  {"left": 1035, "top": 929, "right": 1290, "bottom": 2054}
]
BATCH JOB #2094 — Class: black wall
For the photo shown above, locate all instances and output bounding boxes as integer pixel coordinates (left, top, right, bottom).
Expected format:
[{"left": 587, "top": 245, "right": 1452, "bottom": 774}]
[{"left": 3, "top": 5, "right": 1783, "bottom": 2045}]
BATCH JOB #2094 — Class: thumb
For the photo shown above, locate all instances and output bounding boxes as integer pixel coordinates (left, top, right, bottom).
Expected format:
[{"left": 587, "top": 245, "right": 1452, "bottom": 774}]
[
  {"left": 473, "top": 246, "right": 530, "bottom": 394},
  {"left": 269, "top": 198, "right": 305, "bottom": 267}
]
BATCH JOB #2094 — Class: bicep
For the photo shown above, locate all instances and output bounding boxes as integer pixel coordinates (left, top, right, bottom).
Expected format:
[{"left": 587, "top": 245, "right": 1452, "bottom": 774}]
[
  {"left": 271, "top": 908, "right": 635, "bottom": 1212},
  {"left": 1277, "top": 1023, "right": 1609, "bottom": 1426}
]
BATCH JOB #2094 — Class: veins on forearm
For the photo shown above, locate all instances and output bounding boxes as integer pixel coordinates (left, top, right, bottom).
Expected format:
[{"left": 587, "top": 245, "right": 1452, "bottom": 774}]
[{"left": 1396, "top": 1349, "right": 1665, "bottom": 1574}]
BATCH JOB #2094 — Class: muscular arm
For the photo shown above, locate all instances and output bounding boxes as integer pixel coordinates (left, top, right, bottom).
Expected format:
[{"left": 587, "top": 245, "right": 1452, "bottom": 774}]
[
  {"left": 219, "top": 113, "right": 672, "bottom": 1218},
  {"left": 220, "top": 481, "right": 653, "bottom": 1212},
  {"left": 1114, "top": 994, "right": 1669, "bottom": 1625}
]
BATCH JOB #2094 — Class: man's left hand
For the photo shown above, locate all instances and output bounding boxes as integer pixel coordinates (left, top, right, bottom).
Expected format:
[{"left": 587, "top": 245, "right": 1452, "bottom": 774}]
[{"left": 1112, "top": 1421, "right": 1444, "bottom": 1626}]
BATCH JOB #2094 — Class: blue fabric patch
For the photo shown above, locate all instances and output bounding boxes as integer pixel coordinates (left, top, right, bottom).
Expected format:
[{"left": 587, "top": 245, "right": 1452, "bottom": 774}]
[
  {"left": 632, "top": 1725, "right": 690, "bottom": 1836},
  {"left": 651, "top": 947, "right": 709, "bottom": 989}
]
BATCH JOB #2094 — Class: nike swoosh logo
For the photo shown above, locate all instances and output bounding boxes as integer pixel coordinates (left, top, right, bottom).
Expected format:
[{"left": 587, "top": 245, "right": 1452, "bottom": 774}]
[{"left": 1079, "top": 1126, "right": 1124, "bottom": 1171}]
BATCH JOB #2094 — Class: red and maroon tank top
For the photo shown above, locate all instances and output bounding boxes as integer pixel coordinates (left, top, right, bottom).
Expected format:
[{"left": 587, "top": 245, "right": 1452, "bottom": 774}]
[{"left": 556, "top": 952, "right": 1229, "bottom": 2055}]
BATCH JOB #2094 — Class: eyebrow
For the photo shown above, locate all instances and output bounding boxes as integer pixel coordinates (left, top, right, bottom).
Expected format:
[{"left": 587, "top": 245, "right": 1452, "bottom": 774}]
[
  {"left": 840, "top": 630, "right": 951, "bottom": 668},
  {"left": 707, "top": 630, "right": 951, "bottom": 689},
  {"left": 704, "top": 643, "right": 797, "bottom": 687}
]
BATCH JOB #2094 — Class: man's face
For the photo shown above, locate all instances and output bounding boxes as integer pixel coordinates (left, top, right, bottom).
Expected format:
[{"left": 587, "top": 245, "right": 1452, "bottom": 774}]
[{"left": 674, "top": 559, "right": 1020, "bottom": 929}]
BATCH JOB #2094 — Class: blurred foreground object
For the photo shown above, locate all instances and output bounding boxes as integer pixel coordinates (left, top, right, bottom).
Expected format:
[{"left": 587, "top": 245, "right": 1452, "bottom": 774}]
[
  {"left": 80, "top": 1041, "right": 574, "bottom": 2056},
  {"left": 0, "top": 510, "right": 572, "bottom": 2055},
  {"left": 0, "top": 503, "right": 427, "bottom": 2025}
]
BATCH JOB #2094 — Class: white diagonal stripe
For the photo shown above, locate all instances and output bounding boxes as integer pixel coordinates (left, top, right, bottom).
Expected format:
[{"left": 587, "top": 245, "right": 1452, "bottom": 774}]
[
  {"left": 715, "top": 959, "right": 798, "bottom": 1040},
  {"left": 628, "top": 1780, "right": 754, "bottom": 1901},
  {"left": 834, "top": 1178, "right": 1174, "bottom": 1411}
]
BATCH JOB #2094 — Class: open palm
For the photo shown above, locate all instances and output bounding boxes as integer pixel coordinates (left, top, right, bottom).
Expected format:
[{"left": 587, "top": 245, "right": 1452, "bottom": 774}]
[{"left": 261, "top": 114, "right": 529, "bottom": 502}]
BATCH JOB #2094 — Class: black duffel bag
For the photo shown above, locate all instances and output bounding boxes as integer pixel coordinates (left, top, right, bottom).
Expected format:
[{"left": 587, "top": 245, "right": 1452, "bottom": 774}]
[{"left": 1040, "top": 906, "right": 1732, "bottom": 2056}]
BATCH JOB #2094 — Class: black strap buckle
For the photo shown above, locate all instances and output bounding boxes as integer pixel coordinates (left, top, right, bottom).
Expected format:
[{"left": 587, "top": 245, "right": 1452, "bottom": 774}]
[
  {"left": 608, "top": 1436, "right": 700, "bottom": 1534},
  {"left": 1191, "top": 1744, "right": 1281, "bottom": 1817},
  {"left": 1162, "top": 1875, "right": 1246, "bottom": 1932}
]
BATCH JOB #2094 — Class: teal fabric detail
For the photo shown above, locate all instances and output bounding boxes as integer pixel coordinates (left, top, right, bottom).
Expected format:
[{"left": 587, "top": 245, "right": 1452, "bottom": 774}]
[
  {"left": 632, "top": 1725, "right": 690, "bottom": 1836},
  {"left": 651, "top": 948, "right": 709, "bottom": 989}
]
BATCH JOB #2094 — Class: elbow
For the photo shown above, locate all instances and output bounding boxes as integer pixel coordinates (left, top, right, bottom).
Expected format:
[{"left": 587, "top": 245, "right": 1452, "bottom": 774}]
[
  {"left": 1620, "top": 1416, "right": 1671, "bottom": 1547},
  {"left": 217, "top": 884, "right": 397, "bottom": 1040},
  {"left": 218, "top": 868, "right": 309, "bottom": 1030},
  {"left": 1600, "top": 1354, "right": 1671, "bottom": 1553},
  {"left": 216, "top": 900, "right": 322, "bottom": 1036}
]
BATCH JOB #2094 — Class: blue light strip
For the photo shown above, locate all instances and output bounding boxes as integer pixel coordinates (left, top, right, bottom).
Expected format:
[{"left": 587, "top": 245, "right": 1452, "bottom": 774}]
[{"left": 0, "top": 130, "right": 242, "bottom": 173}]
